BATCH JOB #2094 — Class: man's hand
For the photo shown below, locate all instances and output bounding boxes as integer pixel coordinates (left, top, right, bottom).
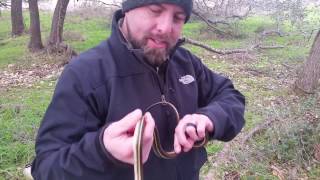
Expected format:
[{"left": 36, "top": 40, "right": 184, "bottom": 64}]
[
  {"left": 103, "top": 109, "right": 155, "bottom": 164},
  {"left": 174, "top": 114, "right": 214, "bottom": 153}
]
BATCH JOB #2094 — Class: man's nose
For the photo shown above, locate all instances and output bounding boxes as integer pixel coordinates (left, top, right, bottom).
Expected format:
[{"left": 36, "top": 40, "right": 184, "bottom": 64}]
[{"left": 156, "top": 14, "right": 173, "bottom": 35}]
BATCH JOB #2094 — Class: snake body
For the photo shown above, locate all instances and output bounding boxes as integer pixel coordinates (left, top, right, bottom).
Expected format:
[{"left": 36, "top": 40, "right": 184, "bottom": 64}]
[{"left": 133, "top": 99, "right": 209, "bottom": 180}]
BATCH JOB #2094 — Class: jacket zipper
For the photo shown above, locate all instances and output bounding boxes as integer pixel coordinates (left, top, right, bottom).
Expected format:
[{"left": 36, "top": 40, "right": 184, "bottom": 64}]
[{"left": 156, "top": 66, "right": 168, "bottom": 103}]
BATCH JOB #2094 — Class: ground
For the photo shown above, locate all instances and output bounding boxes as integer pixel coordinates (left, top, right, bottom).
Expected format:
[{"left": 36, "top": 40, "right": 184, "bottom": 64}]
[{"left": 0, "top": 7, "right": 320, "bottom": 180}]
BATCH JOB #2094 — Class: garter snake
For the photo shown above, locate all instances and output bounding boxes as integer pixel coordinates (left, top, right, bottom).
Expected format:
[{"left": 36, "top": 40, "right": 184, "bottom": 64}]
[{"left": 133, "top": 97, "right": 209, "bottom": 180}]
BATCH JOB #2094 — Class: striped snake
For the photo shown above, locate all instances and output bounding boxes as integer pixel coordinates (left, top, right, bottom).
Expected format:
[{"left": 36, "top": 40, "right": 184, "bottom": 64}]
[{"left": 133, "top": 99, "right": 209, "bottom": 180}]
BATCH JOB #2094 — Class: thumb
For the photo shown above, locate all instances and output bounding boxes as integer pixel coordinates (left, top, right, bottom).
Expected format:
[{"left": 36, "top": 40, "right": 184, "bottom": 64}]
[{"left": 114, "top": 109, "right": 143, "bottom": 134}]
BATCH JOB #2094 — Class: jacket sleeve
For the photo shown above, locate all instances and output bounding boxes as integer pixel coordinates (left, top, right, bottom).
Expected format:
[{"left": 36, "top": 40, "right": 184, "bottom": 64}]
[
  {"left": 191, "top": 54, "right": 245, "bottom": 141},
  {"left": 31, "top": 65, "right": 127, "bottom": 180}
]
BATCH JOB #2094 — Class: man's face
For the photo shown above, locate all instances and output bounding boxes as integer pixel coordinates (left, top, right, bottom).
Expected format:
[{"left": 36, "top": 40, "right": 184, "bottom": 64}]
[{"left": 122, "top": 3, "right": 186, "bottom": 66}]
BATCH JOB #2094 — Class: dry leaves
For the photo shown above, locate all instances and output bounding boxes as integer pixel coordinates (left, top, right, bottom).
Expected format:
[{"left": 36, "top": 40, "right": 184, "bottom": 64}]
[
  {"left": 224, "top": 171, "right": 240, "bottom": 180},
  {"left": 270, "top": 165, "right": 286, "bottom": 180},
  {"left": 0, "top": 63, "right": 63, "bottom": 89}
]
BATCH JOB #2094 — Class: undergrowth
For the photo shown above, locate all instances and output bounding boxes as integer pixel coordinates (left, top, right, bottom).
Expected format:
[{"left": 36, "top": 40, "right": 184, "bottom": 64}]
[{"left": 1, "top": 6, "right": 319, "bottom": 180}]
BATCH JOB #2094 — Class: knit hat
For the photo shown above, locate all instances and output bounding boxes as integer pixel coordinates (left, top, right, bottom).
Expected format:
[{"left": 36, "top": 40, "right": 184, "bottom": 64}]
[{"left": 122, "top": 0, "right": 193, "bottom": 22}]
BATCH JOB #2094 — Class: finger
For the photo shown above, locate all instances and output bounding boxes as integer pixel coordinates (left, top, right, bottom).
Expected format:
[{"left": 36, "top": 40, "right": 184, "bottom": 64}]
[
  {"left": 185, "top": 124, "right": 199, "bottom": 141},
  {"left": 113, "top": 109, "right": 143, "bottom": 134},
  {"left": 142, "top": 112, "right": 156, "bottom": 163},
  {"left": 142, "top": 112, "right": 155, "bottom": 141},
  {"left": 174, "top": 134, "right": 181, "bottom": 154},
  {"left": 196, "top": 120, "right": 206, "bottom": 139},
  {"left": 199, "top": 114, "right": 214, "bottom": 132},
  {"left": 175, "top": 115, "right": 194, "bottom": 150},
  {"left": 175, "top": 122, "right": 190, "bottom": 148},
  {"left": 182, "top": 138, "right": 194, "bottom": 152},
  {"left": 205, "top": 119, "right": 214, "bottom": 132}
]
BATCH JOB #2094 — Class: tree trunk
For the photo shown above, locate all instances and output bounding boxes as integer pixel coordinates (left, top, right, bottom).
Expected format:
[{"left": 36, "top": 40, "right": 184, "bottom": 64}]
[
  {"left": 11, "top": 0, "right": 25, "bottom": 36},
  {"left": 47, "top": 0, "right": 70, "bottom": 53},
  {"left": 295, "top": 30, "right": 320, "bottom": 93},
  {"left": 28, "top": 0, "right": 44, "bottom": 52}
]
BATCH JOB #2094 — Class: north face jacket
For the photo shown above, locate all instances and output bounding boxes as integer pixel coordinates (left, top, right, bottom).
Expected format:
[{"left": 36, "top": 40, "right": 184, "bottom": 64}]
[{"left": 31, "top": 10, "right": 245, "bottom": 180}]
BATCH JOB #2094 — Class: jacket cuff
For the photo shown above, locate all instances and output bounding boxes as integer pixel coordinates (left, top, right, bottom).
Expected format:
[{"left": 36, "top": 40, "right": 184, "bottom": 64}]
[{"left": 97, "top": 124, "right": 132, "bottom": 168}]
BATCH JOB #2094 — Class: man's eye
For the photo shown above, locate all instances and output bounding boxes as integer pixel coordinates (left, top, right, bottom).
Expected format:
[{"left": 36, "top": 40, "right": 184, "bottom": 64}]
[
  {"left": 149, "top": 6, "right": 162, "bottom": 14},
  {"left": 174, "top": 15, "right": 186, "bottom": 22}
]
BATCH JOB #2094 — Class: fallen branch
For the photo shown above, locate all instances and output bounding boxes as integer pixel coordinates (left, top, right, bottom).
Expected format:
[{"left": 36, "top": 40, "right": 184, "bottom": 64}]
[
  {"left": 256, "top": 44, "right": 285, "bottom": 49},
  {"left": 281, "top": 63, "right": 295, "bottom": 70},
  {"left": 241, "top": 118, "right": 276, "bottom": 145},
  {"left": 184, "top": 37, "right": 285, "bottom": 55},
  {"left": 184, "top": 37, "right": 247, "bottom": 55}
]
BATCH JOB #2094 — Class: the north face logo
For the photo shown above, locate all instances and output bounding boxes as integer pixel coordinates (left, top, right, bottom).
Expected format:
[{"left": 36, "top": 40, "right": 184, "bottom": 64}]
[{"left": 179, "top": 75, "right": 195, "bottom": 85}]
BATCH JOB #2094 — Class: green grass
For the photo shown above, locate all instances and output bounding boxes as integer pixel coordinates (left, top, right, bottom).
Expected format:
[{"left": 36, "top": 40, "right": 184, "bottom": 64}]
[
  {"left": 182, "top": 22, "right": 204, "bottom": 38},
  {"left": 64, "top": 17, "right": 110, "bottom": 51},
  {"left": 0, "top": 81, "right": 55, "bottom": 179},
  {"left": 238, "top": 16, "right": 275, "bottom": 35},
  {"left": 0, "top": 10, "right": 109, "bottom": 69},
  {"left": 0, "top": 36, "right": 28, "bottom": 68},
  {"left": 1, "top": 7, "right": 320, "bottom": 180}
]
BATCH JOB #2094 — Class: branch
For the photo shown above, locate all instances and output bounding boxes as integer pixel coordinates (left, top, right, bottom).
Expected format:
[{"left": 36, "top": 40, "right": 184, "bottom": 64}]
[
  {"left": 191, "top": 10, "right": 226, "bottom": 35},
  {"left": 208, "top": 19, "right": 230, "bottom": 25},
  {"left": 256, "top": 44, "right": 285, "bottom": 49},
  {"left": 241, "top": 118, "right": 276, "bottom": 145},
  {"left": 184, "top": 38, "right": 285, "bottom": 55},
  {"left": 184, "top": 37, "right": 248, "bottom": 55},
  {"left": 0, "top": 1, "right": 10, "bottom": 7},
  {"left": 96, "top": 0, "right": 121, "bottom": 8}
]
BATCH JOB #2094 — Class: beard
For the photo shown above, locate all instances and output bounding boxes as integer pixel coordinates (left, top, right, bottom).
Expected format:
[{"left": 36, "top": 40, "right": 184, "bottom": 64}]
[{"left": 125, "top": 22, "right": 176, "bottom": 66}]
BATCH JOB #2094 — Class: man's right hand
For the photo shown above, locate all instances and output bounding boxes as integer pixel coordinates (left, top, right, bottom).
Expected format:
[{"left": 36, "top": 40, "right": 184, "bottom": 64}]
[{"left": 103, "top": 109, "right": 155, "bottom": 164}]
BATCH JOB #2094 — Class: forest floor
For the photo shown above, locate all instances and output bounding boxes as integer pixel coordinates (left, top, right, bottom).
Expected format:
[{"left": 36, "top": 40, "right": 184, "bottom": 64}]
[{"left": 0, "top": 7, "right": 319, "bottom": 180}]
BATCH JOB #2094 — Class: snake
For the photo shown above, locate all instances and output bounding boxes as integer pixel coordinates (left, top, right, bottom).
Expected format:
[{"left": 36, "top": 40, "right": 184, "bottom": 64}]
[{"left": 133, "top": 98, "right": 209, "bottom": 180}]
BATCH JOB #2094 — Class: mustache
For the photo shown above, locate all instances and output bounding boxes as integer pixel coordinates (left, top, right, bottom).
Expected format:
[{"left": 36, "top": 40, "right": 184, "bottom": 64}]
[{"left": 146, "top": 33, "right": 176, "bottom": 48}]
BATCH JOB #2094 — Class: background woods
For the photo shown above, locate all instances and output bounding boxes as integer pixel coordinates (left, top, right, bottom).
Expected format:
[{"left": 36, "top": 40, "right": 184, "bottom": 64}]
[{"left": 0, "top": 0, "right": 320, "bottom": 179}]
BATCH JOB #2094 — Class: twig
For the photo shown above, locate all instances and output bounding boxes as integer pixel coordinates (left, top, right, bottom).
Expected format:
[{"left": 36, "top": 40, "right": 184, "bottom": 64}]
[
  {"left": 241, "top": 118, "right": 276, "bottom": 145},
  {"left": 191, "top": 10, "right": 226, "bottom": 35},
  {"left": 184, "top": 37, "right": 248, "bottom": 55},
  {"left": 184, "top": 38, "right": 285, "bottom": 55},
  {"left": 256, "top": 44, "right": 285, "bottom": 49},
  {"left": 281, "top": 63, "right": 295, "bottom": 70},
  {"left": 0, "top": 1, "right": 10, "bottom": 7},
  {"left": 96, "top": 0, "right": 121, "bottom": 8}
]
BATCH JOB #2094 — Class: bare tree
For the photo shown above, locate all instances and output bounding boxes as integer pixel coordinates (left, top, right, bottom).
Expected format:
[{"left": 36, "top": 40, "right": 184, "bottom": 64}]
[
  {"left": 1, "top": 0, "right": 10, "bottom": 17},
  {"left": 192, "top": 0, "right": 252, "bottom": 35},
  {"left": 193, "top": 0, "right": 252, "bottom": 23},
  {"left": 28, "top": 0, "right": 44, "bottom": 52},
  {"left": 11, "top": 0, "right": 25, "bottom": 36},
  {"left": 47, "top": 0, "right": 70, "bottom": 53},
  {"left": 295, "top": 30, "right": 320, "bottom": 93}
]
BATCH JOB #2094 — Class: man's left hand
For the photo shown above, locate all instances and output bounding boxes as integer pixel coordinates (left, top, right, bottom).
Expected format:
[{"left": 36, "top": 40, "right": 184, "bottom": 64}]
[{"left": 174, "top": 114, "right": 214, "bottom": 153}]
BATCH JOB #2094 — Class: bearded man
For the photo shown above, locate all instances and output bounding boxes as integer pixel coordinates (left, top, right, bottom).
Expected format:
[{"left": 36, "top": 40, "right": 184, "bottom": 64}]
[{"left": 31, "top": 0, "right": 245, "bottom": 179}]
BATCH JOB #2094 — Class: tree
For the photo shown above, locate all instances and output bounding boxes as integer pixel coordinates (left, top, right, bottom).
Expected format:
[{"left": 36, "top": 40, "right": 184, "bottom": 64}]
[
  {"left": 192, "top": 0, "right": 252, "bottom": 35},
  {"left": 28, "top": 0, "right": 43, "bottom": 52},
  {"left": 11, "top": 0, "right": 25, "bottom": 36},
  {"left": 47, "top": 0, "right": 70, "bottom": 53},
  {"left": 295, "top": 30, "right": 320, "bottom": 93}
]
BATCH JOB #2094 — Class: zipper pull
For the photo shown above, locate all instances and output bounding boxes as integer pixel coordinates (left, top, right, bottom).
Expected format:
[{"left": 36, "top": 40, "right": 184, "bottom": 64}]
[{"left": 161, "top": 94, "right": 166, "bottom": 102}]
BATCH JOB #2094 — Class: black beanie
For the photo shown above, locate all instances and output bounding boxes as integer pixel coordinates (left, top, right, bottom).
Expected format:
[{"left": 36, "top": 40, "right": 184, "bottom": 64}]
[{"left": 122, "top": 0, "right": 193, "bottom": 22}]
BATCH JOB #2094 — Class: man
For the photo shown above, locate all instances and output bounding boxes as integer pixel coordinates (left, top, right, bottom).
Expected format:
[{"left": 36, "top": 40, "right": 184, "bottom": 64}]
[{"left": 31, "top": 0, "right": 245, "bottom": 179}]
